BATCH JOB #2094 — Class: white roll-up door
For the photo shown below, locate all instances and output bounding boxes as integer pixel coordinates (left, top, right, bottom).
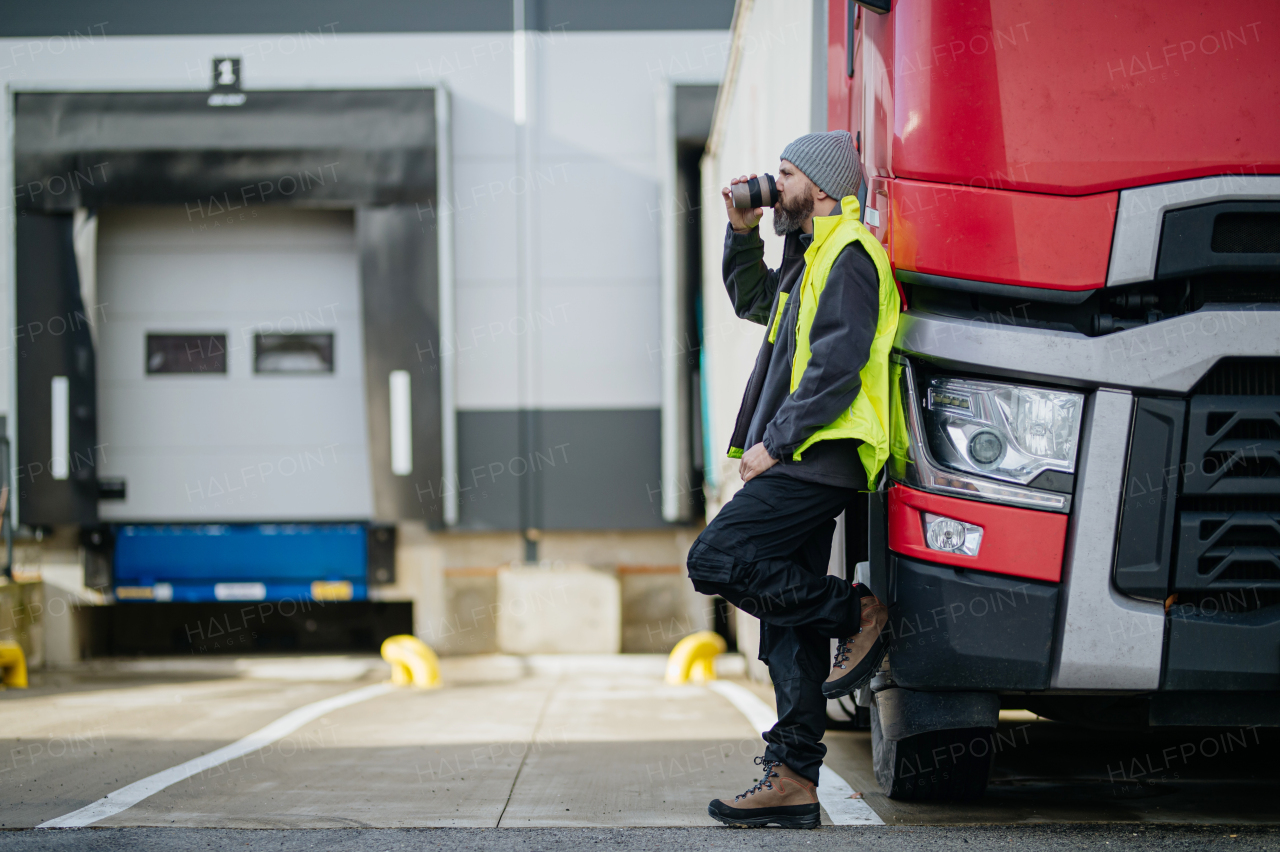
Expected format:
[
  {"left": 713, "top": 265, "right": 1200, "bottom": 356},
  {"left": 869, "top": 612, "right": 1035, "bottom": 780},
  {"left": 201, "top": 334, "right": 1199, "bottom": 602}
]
[{"left": 95, "top": 207, "right": 374, "bottom": 521}]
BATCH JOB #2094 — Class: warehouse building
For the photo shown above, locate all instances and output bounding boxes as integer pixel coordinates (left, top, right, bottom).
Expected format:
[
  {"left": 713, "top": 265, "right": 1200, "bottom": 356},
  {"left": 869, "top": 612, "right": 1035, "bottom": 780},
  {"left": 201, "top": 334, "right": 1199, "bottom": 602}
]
[{"left": 0, "top": 1, "right": 733, "bottom": 661}]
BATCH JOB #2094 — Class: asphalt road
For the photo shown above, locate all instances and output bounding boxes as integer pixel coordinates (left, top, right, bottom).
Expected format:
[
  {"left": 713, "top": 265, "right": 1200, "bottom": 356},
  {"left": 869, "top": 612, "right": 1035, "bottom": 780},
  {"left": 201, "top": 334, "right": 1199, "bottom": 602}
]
[{"left": 1, "top": 826, "right": 1277, "bottom": 851}]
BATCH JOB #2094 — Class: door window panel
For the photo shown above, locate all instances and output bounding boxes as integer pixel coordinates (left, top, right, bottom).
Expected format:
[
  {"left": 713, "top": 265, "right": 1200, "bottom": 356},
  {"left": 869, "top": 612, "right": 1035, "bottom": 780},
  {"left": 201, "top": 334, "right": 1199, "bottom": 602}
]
[
  {"left": 254, "top": 332, "right": 335, "bottom": 374},
  {"left": 146, "top": 333, "right": 227, "bottom": 374}
]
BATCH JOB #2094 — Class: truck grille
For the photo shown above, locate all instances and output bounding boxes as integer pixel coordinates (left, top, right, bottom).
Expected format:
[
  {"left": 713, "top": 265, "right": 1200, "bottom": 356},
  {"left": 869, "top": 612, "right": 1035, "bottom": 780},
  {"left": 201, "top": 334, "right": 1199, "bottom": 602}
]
[
  {"left": 1177, "top": 499, "right": 1280, "bottom": 590},
  {"left": 1182, "top": 397, "right": 1280, "bottom": 493},
  {"left": 1212, "top": 212, "right": 1280, "bottom": 254},
  {"left": 1175, "top": 360, "right": 1280, "bottom": 593},
  {"left": 1193, "top": 357, "right": 1280, "bottom": 395}
]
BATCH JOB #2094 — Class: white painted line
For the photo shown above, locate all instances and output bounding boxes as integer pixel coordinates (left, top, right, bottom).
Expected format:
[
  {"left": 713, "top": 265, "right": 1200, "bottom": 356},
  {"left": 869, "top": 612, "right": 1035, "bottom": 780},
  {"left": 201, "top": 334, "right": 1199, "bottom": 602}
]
[
  {"left": 814, "top": 766, "right": 883, "bottom": 826},
  {"left": 708, "top": 681, "right": 884, "bottom": 826},
  {"left": 38, "top": 682, "right": 395, "bottom": 828},
  {"left": 707, "top": 680, "right": 777, "bottom": 734}
]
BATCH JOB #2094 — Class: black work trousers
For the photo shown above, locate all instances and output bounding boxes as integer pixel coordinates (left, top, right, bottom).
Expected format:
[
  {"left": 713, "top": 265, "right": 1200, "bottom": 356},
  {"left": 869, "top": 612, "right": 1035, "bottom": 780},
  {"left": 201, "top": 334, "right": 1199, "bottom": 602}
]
[{"left": 685, "top": 472, "right": 863, "bottom": 786}]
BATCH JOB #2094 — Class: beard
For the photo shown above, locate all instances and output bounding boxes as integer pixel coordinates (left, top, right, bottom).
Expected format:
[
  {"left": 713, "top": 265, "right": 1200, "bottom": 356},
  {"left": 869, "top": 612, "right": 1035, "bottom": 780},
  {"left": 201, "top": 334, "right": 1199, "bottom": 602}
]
[{"left": 772, "top": 183, "right": 816, "bottom": 236}]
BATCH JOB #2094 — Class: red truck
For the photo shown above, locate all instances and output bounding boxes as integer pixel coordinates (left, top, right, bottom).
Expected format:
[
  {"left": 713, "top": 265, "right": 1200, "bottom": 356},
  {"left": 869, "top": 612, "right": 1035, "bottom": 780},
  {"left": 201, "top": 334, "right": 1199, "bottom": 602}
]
[{"left": 830, "top": 0, "right": 1280, "bottom": 799}]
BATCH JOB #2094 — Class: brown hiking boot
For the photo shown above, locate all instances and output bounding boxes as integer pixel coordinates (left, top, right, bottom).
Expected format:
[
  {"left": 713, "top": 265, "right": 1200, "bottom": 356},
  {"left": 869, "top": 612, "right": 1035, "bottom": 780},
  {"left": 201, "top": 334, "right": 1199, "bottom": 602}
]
[
  {"left": 707, "top": 756, "right": 821, "bottom": 829},
  {"left": 822, "top": 591, "right": 888, "bottom": 699}
]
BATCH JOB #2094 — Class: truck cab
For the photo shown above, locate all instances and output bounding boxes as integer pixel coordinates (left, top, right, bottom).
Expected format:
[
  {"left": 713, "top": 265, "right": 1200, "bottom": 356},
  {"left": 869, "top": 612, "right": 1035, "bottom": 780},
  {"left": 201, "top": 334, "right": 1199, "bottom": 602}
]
[{"left": 834, "top": 0, "right": 1280, "bottom": 798}]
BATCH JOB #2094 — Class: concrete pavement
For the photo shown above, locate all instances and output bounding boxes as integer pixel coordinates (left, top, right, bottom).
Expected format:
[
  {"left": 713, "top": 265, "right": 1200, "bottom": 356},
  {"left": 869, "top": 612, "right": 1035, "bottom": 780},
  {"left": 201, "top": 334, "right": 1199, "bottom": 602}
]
[
  {"left": 5, "top": 655, "right": 770, "bottom": 829},
  {"left": 3, "top": 652, "right": 1279, "bottom": 836}
]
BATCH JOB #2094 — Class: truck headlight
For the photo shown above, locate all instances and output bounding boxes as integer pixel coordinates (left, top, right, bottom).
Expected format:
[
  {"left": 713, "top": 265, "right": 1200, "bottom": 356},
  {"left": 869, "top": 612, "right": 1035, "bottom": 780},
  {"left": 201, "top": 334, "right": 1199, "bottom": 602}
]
[
  {"left": 922, "top": 377, "right": 1084, "bottom": 486},
  {"left": 890, "top": 359, "right": 1079, "bottom": 512}
]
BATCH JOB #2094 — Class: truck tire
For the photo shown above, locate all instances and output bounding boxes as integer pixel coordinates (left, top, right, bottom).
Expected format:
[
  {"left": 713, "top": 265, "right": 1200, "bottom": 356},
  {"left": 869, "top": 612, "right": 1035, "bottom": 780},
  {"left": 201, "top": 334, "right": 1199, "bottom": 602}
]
[{"left": 870, "top": 699, "right": 994, "bottom": 801}]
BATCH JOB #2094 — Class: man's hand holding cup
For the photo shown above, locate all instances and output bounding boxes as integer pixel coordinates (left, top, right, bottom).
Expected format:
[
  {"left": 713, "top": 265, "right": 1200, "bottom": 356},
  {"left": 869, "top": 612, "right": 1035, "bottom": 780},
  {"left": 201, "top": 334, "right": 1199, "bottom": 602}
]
[{"left": 723, "top": 174, "right": 764, "bottom": 233}]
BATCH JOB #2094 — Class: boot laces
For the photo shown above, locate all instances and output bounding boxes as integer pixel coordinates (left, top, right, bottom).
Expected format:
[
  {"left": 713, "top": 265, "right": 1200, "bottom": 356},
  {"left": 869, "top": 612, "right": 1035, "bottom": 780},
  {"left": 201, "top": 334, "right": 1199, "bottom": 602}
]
[
  {"left": 833, "top": 598, "right": 872, "bottom": 670},
  {"left": 833, "top": 638, "right": 851, "bottom": 669},
  {"left": 736, "top": 756, "right": 780, "bottom": 800}
]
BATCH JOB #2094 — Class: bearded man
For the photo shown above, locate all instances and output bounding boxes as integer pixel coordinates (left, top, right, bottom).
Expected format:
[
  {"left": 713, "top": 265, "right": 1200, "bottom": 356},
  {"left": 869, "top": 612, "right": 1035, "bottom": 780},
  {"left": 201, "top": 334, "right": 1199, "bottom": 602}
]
[{"left": 686, "top": 130, "right": 901, "bottom": 829}]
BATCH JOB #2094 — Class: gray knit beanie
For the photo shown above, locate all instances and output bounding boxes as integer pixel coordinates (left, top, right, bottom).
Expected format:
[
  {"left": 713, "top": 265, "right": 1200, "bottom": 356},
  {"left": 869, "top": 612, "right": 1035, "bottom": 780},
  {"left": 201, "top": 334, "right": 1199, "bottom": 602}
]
[{"left": 779, "top": 130, "right": 861, "bottom": 200}]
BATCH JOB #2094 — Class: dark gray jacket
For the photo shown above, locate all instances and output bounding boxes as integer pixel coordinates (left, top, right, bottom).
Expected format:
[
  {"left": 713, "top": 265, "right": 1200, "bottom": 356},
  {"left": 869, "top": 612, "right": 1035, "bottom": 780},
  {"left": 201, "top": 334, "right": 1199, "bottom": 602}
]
[{"left": 722, "top": 205, "right": 880, "bottom": 489}]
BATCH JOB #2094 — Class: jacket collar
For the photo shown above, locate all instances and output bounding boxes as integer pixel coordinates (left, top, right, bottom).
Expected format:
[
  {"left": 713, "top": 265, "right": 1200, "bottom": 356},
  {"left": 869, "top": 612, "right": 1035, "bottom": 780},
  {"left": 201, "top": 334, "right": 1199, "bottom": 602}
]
[{"left": 811, "top": 195, "right": 861, "bottom": 250}]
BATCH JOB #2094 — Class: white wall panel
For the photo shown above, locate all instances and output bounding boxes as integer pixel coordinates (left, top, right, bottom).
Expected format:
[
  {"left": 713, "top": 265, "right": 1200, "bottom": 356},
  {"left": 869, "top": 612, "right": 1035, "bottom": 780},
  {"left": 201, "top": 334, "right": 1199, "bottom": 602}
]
[
  {"left": 536, "top": 281, "right": 660, "bottom": 410},
  {"left": 539, "top": 31, "right": 729, "bottom": 163},
  {"left": 533, "top": 160, "right": 660, "bottom": 281},
  {"left": 524, "top": 31, "right": 727, "bottom": 411},
  {"left": 451, "top": 161, "right": 520, "bottom": 282},
  {"left": 453, "top": 283, "right": 520, "bottom": 411},
  {"left": 537, "top": 36, "right": 658, "bottom": 162}
]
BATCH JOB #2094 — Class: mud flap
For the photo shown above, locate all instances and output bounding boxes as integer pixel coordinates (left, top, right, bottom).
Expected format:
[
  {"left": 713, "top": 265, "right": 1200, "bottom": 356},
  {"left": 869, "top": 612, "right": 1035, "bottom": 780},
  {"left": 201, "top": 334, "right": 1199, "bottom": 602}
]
[{"left": 871, "top": 688, "right": 999, "bottom": 801}]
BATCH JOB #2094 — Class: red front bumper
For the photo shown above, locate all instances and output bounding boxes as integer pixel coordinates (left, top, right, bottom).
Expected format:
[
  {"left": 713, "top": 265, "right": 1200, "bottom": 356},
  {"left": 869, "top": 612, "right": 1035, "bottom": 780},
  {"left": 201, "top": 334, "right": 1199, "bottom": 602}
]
[{"left": 888, "top": 484, "right": 1068, "bottom": 583}]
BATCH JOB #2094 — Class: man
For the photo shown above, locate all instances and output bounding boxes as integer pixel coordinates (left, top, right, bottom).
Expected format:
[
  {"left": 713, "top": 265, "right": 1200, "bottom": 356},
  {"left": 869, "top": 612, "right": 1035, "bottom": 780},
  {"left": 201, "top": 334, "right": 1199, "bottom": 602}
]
[{"left": 687, "top": 130, "right": 900, "bottom": 829}]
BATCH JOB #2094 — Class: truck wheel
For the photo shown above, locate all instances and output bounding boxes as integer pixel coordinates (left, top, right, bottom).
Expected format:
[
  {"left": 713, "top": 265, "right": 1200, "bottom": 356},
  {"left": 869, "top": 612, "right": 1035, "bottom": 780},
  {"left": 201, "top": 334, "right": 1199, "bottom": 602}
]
[{"left": 870, "top": 698, "right": 994, "bottom": 801}]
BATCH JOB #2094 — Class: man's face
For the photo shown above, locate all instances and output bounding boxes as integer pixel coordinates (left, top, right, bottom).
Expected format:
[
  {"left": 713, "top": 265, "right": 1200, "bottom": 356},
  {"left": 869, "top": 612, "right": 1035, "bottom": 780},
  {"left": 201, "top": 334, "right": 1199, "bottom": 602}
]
[{"left": 772, "top": 160, "right": 816, "bottom": 236}]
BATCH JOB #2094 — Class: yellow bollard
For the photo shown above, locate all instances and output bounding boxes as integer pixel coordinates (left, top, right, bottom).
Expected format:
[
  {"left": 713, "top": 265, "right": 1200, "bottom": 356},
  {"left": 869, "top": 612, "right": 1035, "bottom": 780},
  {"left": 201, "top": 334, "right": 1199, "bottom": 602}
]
[
  {"left": 380, "top": 634, "right": 441, "bottom": 688},
  {"left": 665, "top": 630, "right": 727, "bottom": 685},
  {"left": 0, "top": 641, "right": 28, "bottom": 689}
]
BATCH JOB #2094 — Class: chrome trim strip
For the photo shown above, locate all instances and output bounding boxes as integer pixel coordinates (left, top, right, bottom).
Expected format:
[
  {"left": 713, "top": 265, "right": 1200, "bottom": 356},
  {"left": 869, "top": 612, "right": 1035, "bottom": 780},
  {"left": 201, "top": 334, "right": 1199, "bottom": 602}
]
[
  {"left": 896, "top": 360, "right": 1071, "bottom": 513},
  {"left": 1107, "top": 174, "right": 1280, "bottom": 286},
  {"left": 897, "top": 306, "right": 1280, "bottom": 393},
  {"left": 1050, "top": 389, "right": 1165, "bottom": 690}
]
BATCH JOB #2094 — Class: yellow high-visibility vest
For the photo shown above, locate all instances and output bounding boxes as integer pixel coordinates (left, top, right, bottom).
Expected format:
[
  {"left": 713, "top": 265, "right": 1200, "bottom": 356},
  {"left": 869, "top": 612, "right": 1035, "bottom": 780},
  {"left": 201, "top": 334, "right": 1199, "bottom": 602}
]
[
  {"left": 730, "top": 196, "right": 900, "bottom": 488},
  {"left": 793, "top": 196, "right": 900, "bottom": 485}
]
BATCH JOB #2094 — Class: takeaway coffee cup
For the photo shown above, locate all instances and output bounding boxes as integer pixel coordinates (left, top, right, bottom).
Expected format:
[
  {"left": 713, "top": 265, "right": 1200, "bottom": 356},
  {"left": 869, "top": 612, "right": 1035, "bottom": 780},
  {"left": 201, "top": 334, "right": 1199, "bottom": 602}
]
[{"left": 730, "top": 173, "right": 778, "bottom": 209}]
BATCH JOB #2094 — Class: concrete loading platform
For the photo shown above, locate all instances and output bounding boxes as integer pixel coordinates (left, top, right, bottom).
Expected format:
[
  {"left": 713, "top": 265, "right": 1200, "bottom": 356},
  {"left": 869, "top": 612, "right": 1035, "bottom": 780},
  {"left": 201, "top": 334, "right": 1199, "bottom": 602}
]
[{"left": 4, "top": 653, "right": 1279, "bottom": 835}]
